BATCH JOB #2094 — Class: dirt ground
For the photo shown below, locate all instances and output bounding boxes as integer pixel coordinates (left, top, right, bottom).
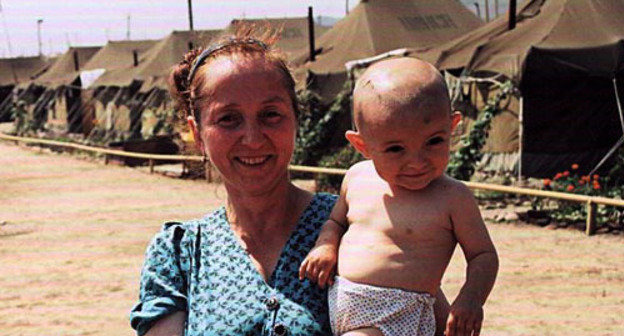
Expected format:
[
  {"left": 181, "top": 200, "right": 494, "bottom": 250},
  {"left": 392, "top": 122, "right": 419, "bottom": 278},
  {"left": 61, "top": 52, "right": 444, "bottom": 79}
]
[{"left": 1, "top": 141, "right": 623, "bottom": 336}]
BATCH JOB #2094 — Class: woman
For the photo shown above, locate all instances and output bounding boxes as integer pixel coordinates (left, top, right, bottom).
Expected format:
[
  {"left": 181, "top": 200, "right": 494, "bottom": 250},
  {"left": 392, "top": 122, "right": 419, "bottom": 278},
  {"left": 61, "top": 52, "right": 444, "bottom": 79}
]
[{"left": 130, "top": 28, "right": 450, "bottom": 336}]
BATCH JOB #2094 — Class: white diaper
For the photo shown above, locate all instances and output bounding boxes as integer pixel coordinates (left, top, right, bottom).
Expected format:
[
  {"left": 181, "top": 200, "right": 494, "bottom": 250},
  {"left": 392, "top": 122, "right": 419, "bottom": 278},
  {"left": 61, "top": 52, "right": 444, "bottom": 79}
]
[{"left": 328, "top": 276, "right": 436, "bottom": 336}]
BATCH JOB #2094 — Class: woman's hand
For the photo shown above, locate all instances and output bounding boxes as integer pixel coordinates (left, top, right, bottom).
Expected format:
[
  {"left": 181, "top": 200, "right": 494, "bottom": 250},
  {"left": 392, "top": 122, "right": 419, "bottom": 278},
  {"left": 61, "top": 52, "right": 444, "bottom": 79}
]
[{"left": 299, "top": 244, "right": 338, "bottom": 288}]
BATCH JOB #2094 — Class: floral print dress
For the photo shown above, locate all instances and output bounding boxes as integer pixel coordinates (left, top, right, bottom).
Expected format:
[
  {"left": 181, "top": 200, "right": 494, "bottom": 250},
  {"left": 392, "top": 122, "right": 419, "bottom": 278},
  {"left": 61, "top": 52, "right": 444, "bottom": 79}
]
[{"left": 130, "top": 193, "right": 337, "bottom": 336}]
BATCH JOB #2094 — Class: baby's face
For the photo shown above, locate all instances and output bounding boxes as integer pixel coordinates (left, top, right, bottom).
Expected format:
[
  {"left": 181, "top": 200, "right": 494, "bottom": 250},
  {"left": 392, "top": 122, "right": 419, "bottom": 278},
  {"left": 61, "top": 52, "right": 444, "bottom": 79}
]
[{"left": 358, "top": 99, "right": 456, "bottom": 191}]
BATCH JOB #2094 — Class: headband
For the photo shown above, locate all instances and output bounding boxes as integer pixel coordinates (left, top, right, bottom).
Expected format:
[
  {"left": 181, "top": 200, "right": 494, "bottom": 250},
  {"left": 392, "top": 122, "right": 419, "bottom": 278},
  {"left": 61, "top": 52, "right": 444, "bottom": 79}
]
[{"left": 186, "top": 38, "right": 268, "bottom": 85}]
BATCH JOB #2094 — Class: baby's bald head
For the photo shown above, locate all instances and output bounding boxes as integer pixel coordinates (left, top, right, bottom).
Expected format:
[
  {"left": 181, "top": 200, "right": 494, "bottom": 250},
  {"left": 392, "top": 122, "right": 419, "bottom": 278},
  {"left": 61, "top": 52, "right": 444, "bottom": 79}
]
[{"left": 352, "top": 57, "right": 451, "bottom": 133}]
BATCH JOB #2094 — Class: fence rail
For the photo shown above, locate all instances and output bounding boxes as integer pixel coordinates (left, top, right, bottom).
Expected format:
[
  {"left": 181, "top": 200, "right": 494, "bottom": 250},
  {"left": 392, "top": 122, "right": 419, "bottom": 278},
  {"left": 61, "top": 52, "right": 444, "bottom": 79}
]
[{"left": 2, "top": 132, "right": 623, "bottom": 235}]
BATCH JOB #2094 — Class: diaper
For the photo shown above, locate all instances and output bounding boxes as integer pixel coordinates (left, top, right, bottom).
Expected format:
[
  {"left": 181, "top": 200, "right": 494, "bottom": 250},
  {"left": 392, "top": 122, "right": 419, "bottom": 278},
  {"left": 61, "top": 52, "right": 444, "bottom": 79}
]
[{"left": 328, "top": 276, "right": 436, "bottom": 336}]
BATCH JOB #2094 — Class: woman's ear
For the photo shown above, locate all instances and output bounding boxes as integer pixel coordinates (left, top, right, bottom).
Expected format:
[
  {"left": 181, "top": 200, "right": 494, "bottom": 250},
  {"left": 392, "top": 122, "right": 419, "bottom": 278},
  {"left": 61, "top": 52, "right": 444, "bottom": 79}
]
[
  {"left": 187, "top": 116, "right": 205, "bottom": 154},
  {"left": 345, "top": 130, "right": 370, "bottom": 158}
]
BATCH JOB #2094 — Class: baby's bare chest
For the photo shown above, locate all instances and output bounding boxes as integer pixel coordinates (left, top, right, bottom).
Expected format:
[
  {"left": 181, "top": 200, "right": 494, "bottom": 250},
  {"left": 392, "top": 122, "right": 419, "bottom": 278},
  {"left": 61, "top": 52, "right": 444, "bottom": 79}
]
[{"left": 346, "top": 190, "right": 452, "bottom": 241}]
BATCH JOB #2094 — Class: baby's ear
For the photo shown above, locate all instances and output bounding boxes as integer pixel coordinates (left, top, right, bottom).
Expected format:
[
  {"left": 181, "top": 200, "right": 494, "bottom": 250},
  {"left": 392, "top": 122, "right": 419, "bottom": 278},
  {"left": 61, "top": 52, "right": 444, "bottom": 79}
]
[
  {"left": 345, "top": 130, "right": 370, "bottom": 158},
  {"left": 450, "top": 112, "right": 462, "bottom": 132}
]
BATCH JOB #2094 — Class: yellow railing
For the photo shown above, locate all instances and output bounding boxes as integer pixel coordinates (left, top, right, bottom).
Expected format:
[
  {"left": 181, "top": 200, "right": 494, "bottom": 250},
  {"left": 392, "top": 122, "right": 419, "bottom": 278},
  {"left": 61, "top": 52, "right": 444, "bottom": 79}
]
[{"left": 2, "top": 132, "right": 623, "bottom": 235}]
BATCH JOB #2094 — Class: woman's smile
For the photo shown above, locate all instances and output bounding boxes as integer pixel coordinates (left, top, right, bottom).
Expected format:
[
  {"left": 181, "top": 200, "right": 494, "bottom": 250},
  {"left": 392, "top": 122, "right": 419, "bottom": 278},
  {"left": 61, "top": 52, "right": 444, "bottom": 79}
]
[{"left": 234, "top": 155, "right": 273, "bottom": 166}]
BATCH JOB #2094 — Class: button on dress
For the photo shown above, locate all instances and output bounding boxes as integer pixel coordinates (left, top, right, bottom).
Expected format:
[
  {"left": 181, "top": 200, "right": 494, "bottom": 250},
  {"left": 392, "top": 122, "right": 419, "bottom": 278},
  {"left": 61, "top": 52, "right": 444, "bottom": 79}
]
[{"left": 130, "top": 193, "right": 337, "bottom": 336}]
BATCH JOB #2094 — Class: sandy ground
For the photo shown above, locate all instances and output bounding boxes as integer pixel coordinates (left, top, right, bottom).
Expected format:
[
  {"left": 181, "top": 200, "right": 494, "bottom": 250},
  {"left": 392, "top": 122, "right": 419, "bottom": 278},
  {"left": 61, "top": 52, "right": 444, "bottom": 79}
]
[{"left": 1, "top": 141, "right": 623, "bottom": 336}]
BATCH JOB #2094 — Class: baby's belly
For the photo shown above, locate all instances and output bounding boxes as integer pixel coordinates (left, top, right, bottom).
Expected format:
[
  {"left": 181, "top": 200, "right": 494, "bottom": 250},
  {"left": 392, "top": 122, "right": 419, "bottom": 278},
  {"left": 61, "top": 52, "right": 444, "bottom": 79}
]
[{"left": 337, "top": 229, "right": 453, "bottom": 294}]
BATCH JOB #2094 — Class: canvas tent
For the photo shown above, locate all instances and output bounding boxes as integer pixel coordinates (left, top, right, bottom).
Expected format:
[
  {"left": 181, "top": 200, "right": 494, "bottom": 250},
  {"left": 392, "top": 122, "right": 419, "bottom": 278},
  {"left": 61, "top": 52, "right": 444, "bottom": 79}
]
[
  {"left": 0, "top": 55, "right": 52, "bottom": 122},
  {"left": 86, "top": 30, "right": 221, "bottom": 142},
  {"left": 292, "top": 0, "right": 482, "bottom": 101},
  {"left": 71, "top": 39, "right": 158, "bottom": 136},
  {"left": 409, "top": 0, "right": 624, "bottom": 178},
  {"left": 16, "top": 46, "right": 100, "bottom": 132},
  {"left": 225, "top": 17, "right": 330, "bottom": 59}
]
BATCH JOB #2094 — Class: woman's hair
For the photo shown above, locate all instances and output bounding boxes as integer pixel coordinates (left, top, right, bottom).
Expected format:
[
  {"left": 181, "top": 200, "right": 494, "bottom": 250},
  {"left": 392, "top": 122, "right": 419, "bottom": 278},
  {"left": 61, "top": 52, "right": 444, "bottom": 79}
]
[{"left": 169, "top": 25, "right": 299, "bottom": 127}]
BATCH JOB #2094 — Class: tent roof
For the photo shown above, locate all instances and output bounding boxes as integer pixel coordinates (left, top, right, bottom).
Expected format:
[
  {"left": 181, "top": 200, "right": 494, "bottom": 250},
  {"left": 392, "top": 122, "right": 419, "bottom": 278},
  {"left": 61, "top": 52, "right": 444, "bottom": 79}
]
[
  {"left": 93, "top": 29, "right": 221, "bottom": 89},
  {"left": 414, "top": 0, "right": 624, "bottom": 79},
  {"left": 0, "top": 55, "right": 52, "bottom": 86},
  {"left": 82, "top": 39, "right": 158, "bottom": 71},
  {"left": 225, "top": 17, "right": 331, "bottom": 57},
  {"left": 33, "top": 46, "right": 101, "bottom": 87},
  {"left": 293, "top": 0, "right": 482, "bottom": 74}
]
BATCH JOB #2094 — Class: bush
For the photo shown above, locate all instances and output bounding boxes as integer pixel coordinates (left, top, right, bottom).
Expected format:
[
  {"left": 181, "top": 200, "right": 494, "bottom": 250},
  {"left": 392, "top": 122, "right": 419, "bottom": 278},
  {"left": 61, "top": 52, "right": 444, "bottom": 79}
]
[
  {"left": 315, "top": 145, "right": 365, "bottom": 193},
  {"left": 539, "top": 163, "right": 624, "bottom": 231},
  {"left": 293, "top": 81, "right": 352, "bottom": 167},
  {"left": 446, "top": 81, "right": 513, "bottom": 181}
]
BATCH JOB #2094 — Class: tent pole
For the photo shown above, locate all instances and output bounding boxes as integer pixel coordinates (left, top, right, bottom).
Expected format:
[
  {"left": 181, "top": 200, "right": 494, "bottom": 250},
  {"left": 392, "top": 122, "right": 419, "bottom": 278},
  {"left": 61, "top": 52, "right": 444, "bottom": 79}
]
[
  {"left": 187, "top": 0, "right": 194, "bottom": 31},
  {"left": 587, "top": 77, "right": 624, "bottom": 176},
  {"left": 308, "top": 6, "right": 316, "bottom": 62},
  {"left": 508, "top": 0, "right": 517, "bottom": 30},
  {"left": 518, "top": 95, "right": 523, "bottom": 183},
  {"left": 484, "top": 0, "right": 490, "bottom": 22},
  {"left": 495, "top": 0, "right": 499, "bottom": 17}
]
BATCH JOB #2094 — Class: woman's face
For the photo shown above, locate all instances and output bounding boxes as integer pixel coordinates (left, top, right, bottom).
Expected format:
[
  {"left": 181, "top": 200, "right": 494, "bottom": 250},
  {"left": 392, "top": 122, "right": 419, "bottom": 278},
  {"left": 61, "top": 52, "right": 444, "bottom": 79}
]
[{"left": 196, "top": 55, "right": 297, "bottom": 196}]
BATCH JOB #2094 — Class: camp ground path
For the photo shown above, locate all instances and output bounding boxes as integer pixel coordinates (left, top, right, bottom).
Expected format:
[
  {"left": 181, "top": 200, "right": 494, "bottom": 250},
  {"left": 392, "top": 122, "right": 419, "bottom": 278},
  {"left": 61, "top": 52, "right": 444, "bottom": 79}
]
[{"left": 0, "top": 141, "right": 622, "bottom": 336}]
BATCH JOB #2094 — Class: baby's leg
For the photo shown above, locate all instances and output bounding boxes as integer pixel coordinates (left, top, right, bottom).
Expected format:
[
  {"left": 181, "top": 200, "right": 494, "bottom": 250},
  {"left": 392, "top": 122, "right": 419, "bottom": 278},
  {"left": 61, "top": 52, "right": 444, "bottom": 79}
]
[{"left": 342, "top": 327, "right": 384, "bottom": 336}]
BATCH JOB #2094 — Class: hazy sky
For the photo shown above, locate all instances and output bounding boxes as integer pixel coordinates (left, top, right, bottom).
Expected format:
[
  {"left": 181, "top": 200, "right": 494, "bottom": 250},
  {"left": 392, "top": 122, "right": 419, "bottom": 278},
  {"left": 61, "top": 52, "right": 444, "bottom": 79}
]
[
  {"left": 0, "top": 0, "right": 514, "bottom": 58},
  {"left": 0, "top": 0, "right": 362, "bottom": 57}
]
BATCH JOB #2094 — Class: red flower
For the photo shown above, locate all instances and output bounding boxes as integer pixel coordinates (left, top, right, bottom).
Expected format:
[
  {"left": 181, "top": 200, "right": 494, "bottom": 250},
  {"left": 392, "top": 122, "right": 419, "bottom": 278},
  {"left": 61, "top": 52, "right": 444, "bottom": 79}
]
[
  {"left": 566, "top": 185, "right": 574, "bottom": 192},
  {"left": 593, "top": 174, "right": 599, "bottom": 180},
  {"left": 593, "top": 184, "right": 600, "bottom": 190},
  {"left": 579, "top": 179, "right": 585, "bottom": 185},
  {"left": 571, "top": 163, "right": 579, "bottom": 170},
  {"left": 554, "top": 173, "right": 563, "bottom": 180},
  {"left": 563, "top": 171, "right": 570, "bottom": 177},
  {"left": 543, "top": 179, "right": 551, "bottom": 187},
  {"left": 582, "top": 175, "right": 591, "bottom": 182}
]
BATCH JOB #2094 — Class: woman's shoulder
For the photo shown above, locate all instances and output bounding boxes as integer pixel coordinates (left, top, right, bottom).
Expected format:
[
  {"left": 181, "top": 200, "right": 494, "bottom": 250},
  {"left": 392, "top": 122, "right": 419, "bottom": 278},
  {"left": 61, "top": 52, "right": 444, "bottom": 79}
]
[
  {"left": 154, "top": 207, "right": 226, "bottom": 242},
  {"left": 297, "top": 192, "right": 338, "bottom": 225},
  {"left": 310, "top": 192, "right": 338, "bottom": 209}
]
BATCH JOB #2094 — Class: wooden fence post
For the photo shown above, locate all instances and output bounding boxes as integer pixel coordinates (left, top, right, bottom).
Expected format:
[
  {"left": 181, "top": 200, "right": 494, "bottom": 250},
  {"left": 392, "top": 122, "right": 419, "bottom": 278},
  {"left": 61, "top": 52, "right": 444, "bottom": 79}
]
[
  {"left": 586, "top": 200, "right": 597, "bottom": 236},
  {"left": 149, "top": 159, "right": 154, "bottom": 174}
]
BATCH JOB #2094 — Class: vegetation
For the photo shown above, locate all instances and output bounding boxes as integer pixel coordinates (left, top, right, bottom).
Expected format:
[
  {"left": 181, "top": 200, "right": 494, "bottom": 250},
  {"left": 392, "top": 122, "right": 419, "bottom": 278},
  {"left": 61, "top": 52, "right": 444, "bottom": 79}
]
[
  {"left": 446, "top": 81, "right": 514, "bottom": 181},
  {"left": 293, "top": 81, "right": 352, "bottom": 167},
  {"left": 539, "top": 162, "right": 624, "bottom": 231}
]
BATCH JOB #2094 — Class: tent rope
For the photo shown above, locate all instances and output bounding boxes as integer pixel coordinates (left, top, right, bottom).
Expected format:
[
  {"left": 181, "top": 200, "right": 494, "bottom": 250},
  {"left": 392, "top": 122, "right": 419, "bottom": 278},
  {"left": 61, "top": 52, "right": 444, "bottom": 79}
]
[
  {"left": 588, "top": 77, "right": 624, "bottom": 176},
  {"left": 613, "top": 77, "right": 624, "bottom": 134}
]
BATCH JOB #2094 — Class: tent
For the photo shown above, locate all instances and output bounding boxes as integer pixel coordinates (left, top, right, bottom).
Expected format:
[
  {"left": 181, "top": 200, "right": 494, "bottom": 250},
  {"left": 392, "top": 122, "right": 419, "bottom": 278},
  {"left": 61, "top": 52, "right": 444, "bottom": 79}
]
[
  {"left": 0, "top": 56, "right": 52, "bottom": 122},
  {"left": 410, "top": 0, "right": 624, "bottom": 178},
  {"left": 292, "top": 0, "right": 482, "bottom": 101},
  {"left": 19, "top": 46, "right": 101, "bottom": 132},
  {"left": 225, "top": 17, "right": 330, "bottom": 59},
  {"left": 33, "top": 46, "right": 101, "bottom": 88},
  {"left": 87, "top": 30, "right": 221, "bottom": 142},
  {"left": 73, "top": 39, "right": 158, "bottom": 136}
]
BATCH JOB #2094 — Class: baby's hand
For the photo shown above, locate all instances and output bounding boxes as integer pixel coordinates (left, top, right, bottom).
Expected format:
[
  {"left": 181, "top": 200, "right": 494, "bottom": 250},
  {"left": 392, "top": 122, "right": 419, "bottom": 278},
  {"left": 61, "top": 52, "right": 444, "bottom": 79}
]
[
  {"left": 298, "top": 244, "right": 337, "bottom": 288},
  {"left": 445, "top": 296, "right": 483, "bottom": 336}
]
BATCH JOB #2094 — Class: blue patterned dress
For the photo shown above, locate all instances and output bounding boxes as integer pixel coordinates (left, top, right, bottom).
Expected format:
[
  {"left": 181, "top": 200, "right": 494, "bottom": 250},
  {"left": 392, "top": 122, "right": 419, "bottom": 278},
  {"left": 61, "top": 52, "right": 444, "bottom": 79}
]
[{"left": 130, "top": 193, "right": 337, "bottom": 336}]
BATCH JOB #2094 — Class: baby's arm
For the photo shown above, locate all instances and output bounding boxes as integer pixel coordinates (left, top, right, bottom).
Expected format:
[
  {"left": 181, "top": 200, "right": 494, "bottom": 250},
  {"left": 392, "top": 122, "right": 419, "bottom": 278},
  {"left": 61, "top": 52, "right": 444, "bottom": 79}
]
[
  {"left": 446, "top": 182, "right": 499, "bottom": 336},
  {"left": 299, "top": 175, "right": 350, "bottom": 288}
]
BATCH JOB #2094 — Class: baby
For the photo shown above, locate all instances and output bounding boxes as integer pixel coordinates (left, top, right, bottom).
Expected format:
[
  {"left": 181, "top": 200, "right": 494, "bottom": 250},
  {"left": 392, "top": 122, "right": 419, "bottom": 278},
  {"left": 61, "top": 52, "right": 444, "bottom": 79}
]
[{"left": 299, "top": 57, "right": 498, "bottom": 336}]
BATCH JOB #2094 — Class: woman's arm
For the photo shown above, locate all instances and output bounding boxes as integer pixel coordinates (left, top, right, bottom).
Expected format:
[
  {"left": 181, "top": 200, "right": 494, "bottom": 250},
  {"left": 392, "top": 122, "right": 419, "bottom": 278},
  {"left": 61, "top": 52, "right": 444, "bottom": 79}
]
[
  {"left": 434, "top": 288, "right": 450, "bottom": 336},
  {"left": 144, "top": 312, "right": 186, "bottom": 336}
]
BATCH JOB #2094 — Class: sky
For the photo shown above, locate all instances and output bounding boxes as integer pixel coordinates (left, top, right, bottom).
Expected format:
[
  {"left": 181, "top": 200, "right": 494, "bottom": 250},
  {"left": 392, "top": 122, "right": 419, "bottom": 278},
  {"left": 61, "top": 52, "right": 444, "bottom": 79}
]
[{"left": 0, "top": 0, "right": 515, "bottom": 58}]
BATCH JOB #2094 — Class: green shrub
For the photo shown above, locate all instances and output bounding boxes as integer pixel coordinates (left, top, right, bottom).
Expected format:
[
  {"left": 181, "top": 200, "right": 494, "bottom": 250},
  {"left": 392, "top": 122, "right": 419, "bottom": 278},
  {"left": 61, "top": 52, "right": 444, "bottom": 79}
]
[
  {"left": 540, "top": 163, "right": 623, "bottom": 230},
  {"left": 446, "top": 81, "right": 513, "bottom": 181},
  {"left": 293, "top": 81, "right": 352, "bottom": 167},
  {"left": 315, "top": 145, "right": 364, "bottom": 193}
]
